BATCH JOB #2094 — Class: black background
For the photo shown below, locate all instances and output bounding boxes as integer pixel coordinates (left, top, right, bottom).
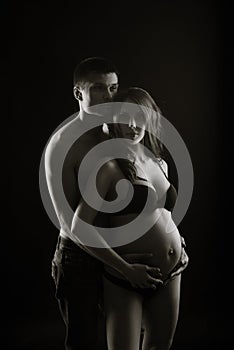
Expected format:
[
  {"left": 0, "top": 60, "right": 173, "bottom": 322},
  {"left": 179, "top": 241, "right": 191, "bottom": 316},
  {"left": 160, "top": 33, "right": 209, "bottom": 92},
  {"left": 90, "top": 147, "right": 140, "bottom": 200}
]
[{"left": 5, "top": 0, "right": 232, "bottom": 349}]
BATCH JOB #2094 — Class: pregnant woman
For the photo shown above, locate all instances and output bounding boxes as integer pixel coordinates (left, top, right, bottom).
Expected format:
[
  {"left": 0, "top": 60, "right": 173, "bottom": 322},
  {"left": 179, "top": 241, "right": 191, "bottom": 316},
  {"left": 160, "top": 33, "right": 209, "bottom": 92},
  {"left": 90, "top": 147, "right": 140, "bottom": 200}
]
[{"left": 72, "top": 87, "right": 189, "bottom": 350}]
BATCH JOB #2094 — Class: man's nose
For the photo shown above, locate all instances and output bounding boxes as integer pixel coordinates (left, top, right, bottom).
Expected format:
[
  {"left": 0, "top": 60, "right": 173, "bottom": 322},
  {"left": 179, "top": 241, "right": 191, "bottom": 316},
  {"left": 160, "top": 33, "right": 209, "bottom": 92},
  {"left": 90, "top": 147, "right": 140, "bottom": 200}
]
[{"left": 103, "top": 88, "right": 113, "bottom": 101}]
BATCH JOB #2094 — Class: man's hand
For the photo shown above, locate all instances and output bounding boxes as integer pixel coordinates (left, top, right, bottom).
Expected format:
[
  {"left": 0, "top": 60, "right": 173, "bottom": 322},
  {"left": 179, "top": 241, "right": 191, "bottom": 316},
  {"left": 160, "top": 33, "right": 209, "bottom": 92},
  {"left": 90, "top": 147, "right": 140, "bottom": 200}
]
[{"left": 120, "top": 253, "right": 163, "bottom": 289}]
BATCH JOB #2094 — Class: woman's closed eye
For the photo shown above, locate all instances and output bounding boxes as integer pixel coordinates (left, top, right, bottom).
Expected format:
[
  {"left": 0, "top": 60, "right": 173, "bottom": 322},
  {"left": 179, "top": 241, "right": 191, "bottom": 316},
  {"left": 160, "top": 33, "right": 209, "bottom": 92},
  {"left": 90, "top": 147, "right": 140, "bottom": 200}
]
[{"left": 134, "top": 112, "right": 146, "bottom": 127}]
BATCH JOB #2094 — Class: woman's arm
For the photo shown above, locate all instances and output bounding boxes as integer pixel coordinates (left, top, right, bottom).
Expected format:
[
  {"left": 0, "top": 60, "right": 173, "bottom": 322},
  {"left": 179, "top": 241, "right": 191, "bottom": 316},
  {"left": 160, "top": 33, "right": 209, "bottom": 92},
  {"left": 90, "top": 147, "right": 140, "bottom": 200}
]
[{"left": 70, "top": 159, "right": 163, "bottom": 289}]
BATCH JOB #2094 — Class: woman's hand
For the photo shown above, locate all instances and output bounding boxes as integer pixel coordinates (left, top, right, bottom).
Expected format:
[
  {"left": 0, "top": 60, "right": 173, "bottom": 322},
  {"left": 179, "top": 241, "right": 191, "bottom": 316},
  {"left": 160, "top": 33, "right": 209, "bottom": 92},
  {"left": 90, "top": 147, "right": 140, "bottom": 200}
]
[
  {"left": 121, "top": 262, "right": 163, "bottom": 289},
  {"left": 170, "top": 248, "right": 189, "bottom": 279}
]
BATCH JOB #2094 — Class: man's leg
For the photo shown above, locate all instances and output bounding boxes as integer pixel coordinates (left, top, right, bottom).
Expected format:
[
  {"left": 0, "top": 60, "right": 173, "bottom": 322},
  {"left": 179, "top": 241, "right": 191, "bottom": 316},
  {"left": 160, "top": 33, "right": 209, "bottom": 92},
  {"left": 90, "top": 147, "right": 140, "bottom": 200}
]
[
  {"left": 58, "top": 283, "right": 104, "bottom": 350},
  {"left": 52, "top": 237, "right": 107, "bottom": 350}
]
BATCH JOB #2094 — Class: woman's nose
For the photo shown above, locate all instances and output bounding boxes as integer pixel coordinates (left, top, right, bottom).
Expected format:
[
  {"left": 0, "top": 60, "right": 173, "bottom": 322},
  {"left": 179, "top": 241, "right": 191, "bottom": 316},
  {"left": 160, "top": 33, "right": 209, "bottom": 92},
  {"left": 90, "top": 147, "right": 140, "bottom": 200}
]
[{"left": 129, "top": 119, "right": 136, "bottom": 128}]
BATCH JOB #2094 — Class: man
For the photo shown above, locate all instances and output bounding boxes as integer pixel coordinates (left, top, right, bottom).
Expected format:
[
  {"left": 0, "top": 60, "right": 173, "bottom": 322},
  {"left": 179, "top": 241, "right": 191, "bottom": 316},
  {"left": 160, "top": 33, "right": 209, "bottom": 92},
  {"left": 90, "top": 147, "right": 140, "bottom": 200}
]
[{"left": 45, "top": 57, "right": 162, "bottom": 349}]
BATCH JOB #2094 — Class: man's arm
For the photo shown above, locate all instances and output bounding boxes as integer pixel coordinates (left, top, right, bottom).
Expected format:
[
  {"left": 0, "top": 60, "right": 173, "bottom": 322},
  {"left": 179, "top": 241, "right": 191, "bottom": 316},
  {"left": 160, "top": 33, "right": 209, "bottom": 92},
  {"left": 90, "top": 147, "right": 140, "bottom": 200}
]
[
  {"left": 70, "top": 159, "right": 163, "bottom": 289},
  {"left": 44, "top": 134, "right": 66, "bottom": 228}
]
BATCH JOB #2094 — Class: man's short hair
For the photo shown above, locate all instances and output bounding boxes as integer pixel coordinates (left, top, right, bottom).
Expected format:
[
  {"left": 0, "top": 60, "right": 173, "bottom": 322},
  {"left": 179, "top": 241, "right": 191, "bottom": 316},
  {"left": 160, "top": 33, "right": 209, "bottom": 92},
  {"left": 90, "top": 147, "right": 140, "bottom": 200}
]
[{"left": 73, "top": 57, "right": 119, "bottom": 87}]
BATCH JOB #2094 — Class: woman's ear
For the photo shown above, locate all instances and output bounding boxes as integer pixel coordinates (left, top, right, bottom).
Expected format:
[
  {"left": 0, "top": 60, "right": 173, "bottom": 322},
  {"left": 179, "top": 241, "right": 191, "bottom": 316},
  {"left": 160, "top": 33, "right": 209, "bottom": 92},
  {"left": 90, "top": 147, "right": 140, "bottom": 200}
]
[{"left": 73, "top": 86, "right": 83, "bottom": 101}]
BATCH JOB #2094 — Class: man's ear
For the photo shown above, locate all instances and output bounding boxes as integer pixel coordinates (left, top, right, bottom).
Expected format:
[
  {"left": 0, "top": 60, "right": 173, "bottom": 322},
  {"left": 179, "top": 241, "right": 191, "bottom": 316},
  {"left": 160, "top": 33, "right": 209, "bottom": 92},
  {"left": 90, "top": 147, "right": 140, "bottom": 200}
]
[{"left": 73, "top": 86, "right": 83, "bottom": 101}]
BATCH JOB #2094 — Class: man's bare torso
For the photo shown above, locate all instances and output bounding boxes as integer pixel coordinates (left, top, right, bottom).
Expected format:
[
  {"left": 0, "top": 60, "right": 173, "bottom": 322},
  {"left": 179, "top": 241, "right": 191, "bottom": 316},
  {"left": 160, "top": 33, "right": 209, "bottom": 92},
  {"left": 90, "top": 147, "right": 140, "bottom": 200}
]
[{"left": 45, "top": 115, "right": 109, "bottom": 233}]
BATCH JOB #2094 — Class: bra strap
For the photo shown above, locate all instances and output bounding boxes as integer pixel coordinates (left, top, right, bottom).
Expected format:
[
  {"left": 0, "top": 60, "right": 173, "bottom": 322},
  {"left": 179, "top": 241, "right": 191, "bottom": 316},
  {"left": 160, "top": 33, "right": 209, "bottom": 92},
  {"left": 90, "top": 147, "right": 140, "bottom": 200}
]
[{"left": 155, "top": 158, "right": 169, "bottom": 180}]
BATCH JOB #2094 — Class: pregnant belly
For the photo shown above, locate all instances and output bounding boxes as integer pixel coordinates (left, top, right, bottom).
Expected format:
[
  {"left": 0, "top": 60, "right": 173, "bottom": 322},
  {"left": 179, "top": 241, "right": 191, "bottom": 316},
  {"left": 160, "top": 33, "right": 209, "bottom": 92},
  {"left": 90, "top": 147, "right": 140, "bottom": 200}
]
[{"left": 106, "top": 209, "right": 182, "bottom": 280}]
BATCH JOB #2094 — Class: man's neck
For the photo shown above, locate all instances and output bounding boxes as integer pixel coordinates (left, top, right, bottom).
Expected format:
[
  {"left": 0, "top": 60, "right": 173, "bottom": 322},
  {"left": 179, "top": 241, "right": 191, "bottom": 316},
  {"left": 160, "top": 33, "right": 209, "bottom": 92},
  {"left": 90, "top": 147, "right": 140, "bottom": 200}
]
[{"left": 76, "top": 110, "right": 104, "bottom": 139}]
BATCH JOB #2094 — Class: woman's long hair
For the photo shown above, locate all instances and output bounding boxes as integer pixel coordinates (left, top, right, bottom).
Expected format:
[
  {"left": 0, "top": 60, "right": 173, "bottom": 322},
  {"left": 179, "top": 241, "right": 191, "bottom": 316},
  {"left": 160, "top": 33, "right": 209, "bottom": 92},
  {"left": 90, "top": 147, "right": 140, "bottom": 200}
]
[{"left": 108, "top": 87, "right": 164, "bottom": 181}]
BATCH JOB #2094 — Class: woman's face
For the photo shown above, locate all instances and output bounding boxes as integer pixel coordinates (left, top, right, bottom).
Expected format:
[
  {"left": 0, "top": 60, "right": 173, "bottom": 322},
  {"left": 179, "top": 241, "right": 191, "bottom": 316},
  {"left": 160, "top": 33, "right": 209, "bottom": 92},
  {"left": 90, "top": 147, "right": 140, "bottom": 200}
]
[{"left": 113, "top": 103, "right": 146, "bottom": 144}]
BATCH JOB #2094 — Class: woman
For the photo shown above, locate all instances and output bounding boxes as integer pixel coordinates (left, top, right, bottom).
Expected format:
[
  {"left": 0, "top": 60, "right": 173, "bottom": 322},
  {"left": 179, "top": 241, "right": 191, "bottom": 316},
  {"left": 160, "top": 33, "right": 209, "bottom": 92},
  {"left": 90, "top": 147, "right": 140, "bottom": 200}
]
[{"left": 72, "top": 87, "right": 189, "bottom": 350}]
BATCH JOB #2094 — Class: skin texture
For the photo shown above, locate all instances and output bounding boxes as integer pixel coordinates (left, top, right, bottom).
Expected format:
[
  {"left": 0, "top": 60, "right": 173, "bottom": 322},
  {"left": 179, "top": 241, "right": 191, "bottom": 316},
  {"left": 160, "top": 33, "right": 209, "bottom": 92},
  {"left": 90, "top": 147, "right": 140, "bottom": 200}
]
[
  {"left": 78, "top": 91, "right": 184, "bottom": 350},
  {"left": 73, "top": 72, "right": 119, "bottom": 114},
  {"left": 46, "top": 73, "right": 166, "bottom": 350},
  {"left": 46, "top": 73, "right": 163, "bottom": 287},
  {"left": 74, "top": 124, "right": 182, "bottom": 349},
  {"left": 46, "top": 77, "right": 187, "bottom": 349},
  {"left": 74, "top": 142, "right": 182, "bottom": 349},
  {"left": 104, "top": 275, "right": 181, "bottom": 350}
]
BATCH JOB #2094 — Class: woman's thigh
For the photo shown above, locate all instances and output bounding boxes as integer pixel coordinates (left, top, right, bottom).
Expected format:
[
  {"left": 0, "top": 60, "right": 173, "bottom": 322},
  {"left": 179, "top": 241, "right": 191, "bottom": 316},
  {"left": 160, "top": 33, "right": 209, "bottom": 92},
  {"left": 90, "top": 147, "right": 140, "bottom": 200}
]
[
  {"left": 103, "top": 276, "right": 143, "bottom": 350},
  {"left": 142, "top": 275, "right": 181, "bottom": 350}
]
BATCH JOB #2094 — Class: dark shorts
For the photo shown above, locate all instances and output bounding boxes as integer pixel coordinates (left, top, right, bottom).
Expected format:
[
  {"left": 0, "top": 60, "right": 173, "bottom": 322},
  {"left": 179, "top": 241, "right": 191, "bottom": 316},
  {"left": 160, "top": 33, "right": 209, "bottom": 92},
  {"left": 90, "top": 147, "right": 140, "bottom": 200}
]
[{"left": 103, "top": 236, "right": 189, "bottom": 298}]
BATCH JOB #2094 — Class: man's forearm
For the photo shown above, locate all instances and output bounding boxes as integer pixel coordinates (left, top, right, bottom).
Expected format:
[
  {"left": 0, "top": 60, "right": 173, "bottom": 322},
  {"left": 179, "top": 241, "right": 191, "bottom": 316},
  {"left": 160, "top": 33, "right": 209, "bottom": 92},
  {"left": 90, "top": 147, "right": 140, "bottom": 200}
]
[{"left": 70, "top": 220, "right": 130, "bottom": 276}]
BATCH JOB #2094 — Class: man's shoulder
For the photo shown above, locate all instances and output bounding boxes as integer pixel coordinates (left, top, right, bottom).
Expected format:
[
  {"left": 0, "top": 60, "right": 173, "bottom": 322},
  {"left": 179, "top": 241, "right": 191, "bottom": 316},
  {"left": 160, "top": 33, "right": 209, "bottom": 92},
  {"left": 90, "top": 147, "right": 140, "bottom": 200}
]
[
  {"left": 98, "top": 158, "right": 122, "bottom": 181},
  {"left": 45, "top": 130, "right": 64, "bottom": 159},
  {"left": 46, "top": 115, "right": 82, "bottom": 150},
  {"left": 47, "top": 128, "right": 64, "bottom": 147}
]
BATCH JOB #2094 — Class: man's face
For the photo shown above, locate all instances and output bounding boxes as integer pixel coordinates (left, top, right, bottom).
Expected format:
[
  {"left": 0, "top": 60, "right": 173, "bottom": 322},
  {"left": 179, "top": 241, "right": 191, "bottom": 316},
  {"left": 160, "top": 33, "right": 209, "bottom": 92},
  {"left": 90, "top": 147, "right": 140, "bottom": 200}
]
[{"left": 76, "top": 72, "right": 119, "bottom": 114}]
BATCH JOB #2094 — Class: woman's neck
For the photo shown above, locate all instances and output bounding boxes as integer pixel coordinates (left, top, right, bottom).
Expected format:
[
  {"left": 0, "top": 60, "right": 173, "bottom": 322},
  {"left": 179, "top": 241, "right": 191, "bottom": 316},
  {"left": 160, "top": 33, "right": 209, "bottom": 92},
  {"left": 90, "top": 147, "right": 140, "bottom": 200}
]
[{"left": 125, "top": 143, "right": 147, "bottom": 164}]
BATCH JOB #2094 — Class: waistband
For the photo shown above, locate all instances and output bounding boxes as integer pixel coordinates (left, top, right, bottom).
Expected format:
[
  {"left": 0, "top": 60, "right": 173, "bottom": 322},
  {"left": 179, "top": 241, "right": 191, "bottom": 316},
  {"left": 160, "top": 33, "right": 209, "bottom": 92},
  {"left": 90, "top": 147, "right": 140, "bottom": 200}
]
[
  {"left": 56, "top": 235, "right": 87, "bottom": 253},
  {"left": 56, "top": 235, "right": 102, "bottom": 263}
]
